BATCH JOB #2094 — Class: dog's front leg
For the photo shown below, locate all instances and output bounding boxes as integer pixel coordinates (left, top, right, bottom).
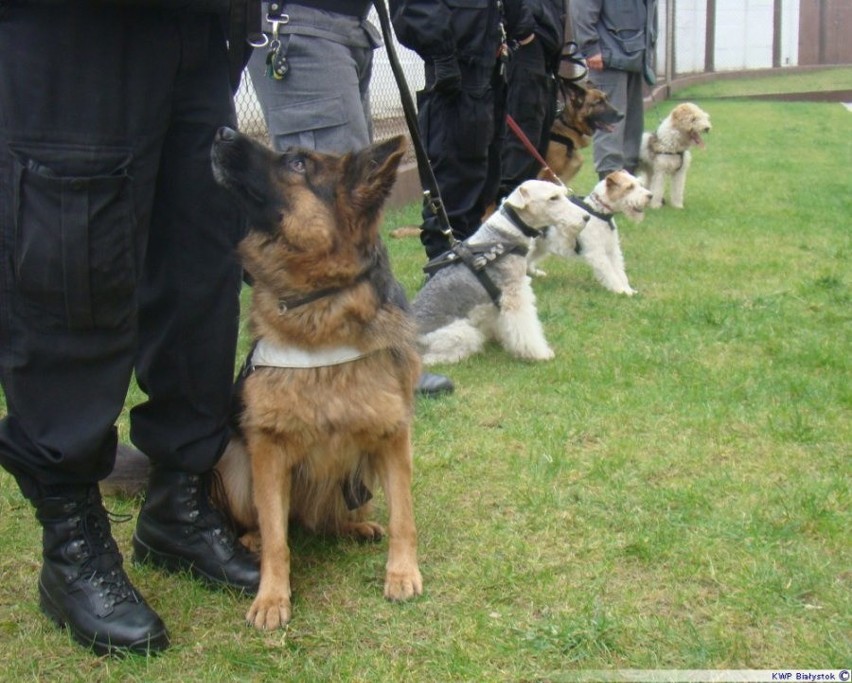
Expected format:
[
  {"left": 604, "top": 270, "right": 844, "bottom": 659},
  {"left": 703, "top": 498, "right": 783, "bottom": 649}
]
[
  {"left": 375, "top": 429, "right": 422, "bottom": 602},
  {"left": 245, "top": 432, "right": 293, "bottom": 629},
  {"left": 497, "top": 280, "right": 554, "bottom": 360},
  {"left": 669, "top": 150, "right": 691, "bottom": 209},
  {"left": 648, "top": 169, "right": 666, "bottom": 209}
]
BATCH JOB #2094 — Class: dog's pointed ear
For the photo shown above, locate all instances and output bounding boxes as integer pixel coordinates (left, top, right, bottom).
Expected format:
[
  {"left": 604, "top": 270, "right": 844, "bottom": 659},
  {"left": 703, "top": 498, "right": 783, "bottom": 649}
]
[
  {"left": 605, "top": 173, "right": 618, "bottom": 191},
  {"left": 514, "top": 184, "right": 531, "bottom": 210},
  {"left": 344, "top": 136, "right": 407, "bottom": 211}
]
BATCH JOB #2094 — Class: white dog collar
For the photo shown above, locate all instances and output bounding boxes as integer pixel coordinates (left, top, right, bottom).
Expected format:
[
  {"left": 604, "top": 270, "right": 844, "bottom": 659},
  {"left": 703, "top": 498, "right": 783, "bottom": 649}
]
[{"left": 250, "top": 338, "right": 370, "bottom": 369}]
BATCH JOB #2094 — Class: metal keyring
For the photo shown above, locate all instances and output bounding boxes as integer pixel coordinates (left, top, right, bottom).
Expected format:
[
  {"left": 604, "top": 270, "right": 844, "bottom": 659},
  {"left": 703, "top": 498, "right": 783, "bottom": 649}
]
[{"left": 248, "top": 33, "right": 269, "bottom": 48}]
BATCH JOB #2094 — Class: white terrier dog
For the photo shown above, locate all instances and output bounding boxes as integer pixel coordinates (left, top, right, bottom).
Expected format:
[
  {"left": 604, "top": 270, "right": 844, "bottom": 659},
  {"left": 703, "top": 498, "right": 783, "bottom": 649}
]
[
  {"left": 528, "top": 170, "right": 651, "bottom": 295},
  {"left": 637, "top": 102, "right": 711, "bottom": 209},
  {"left": 412, "top": 180, "right": 590, "bottom": 365}
]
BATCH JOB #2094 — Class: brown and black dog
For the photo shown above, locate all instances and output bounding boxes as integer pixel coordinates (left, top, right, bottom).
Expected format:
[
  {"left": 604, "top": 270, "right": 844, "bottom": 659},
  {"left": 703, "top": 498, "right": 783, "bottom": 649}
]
[
  {"left": 211, "top": 128, "right": 422, "bottom": 629},
  {"left": 543, "top": 80, "right": 623, "bottom": 185}
]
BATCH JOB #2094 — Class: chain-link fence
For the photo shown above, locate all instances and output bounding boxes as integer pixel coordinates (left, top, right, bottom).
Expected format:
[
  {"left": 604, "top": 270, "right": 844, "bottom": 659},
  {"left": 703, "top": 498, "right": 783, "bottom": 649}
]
[{"left": 234, "top": 1, "right": 848, "bottom": 164}]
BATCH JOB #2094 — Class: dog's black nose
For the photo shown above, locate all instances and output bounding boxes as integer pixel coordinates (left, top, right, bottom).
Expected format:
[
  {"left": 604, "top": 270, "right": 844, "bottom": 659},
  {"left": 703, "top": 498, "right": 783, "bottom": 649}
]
[{"left": 216, "top": 127, "right": 237, "bottom": 142}]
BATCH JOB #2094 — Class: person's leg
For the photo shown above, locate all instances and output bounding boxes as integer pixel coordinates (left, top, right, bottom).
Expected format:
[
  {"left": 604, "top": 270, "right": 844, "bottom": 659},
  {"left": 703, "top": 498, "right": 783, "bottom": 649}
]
[
  {"left": 0, "top": 6, "right": 181, "bottom": 654},
  {"left": 587, "top": 68, "right": 629, "bottom": 176},
  {"left": 500, "top": 39, "right": 551, "bottom": 197},
  {"left": 418, "top": 65, "right": 496, "bottom": 258},
  {"left": 248, "top": 26, "right": 373, "bottom": 153},
  {"left": 129, "top": 16, "right": 259, "bottom": 593},
  {"left": 622, "top": 71, "right": 646, "bottom": 173}
]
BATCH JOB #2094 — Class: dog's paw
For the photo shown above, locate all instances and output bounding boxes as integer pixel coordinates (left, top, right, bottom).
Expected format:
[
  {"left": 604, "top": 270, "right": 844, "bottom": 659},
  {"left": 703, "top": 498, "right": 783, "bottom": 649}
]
[
  {"left": 342, "top": 520, "right": 385, "bottom": 542},
  {"left": 239, "top": 530, "right": 262, "bottom": 554},
  {"left": 649, "top": 198, "right": 664, "bottom": 209},
  {"left": 246, "top": 593, "right": 292, "bottom": 630},
  {"left": 384, "top": 566, "right": 423, "bottom": 602},
  {"left": 670, "top": 202, "right": 684, "bottom": 209},
  {"left": 523, "top": 346, "right": 555, "bottom": 361},
  {"left": 527, "top": 267, "right": 547, "bottom": 277}
]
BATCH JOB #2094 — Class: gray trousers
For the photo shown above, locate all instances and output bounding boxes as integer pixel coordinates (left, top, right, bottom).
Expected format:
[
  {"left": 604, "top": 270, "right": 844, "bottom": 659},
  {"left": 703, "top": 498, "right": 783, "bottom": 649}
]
[
  {"left": 247, "top": 5, "right": 380, "bottom": 153},
  {"left": 587, "top": 67, "right": 646, "bottom": 175}
]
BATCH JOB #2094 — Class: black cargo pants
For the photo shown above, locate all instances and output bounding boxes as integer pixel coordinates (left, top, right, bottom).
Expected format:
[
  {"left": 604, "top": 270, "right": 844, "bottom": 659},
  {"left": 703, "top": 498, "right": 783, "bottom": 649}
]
[
  {"left": 0, "top": 7, "right": 245, "bottom": 499},
  {"left": 416, "top": 62, "right": 507, "bottom": 260}
]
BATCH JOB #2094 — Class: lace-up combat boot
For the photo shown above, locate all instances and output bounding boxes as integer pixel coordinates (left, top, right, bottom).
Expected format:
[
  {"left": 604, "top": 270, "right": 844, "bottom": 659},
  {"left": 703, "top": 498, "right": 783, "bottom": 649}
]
[
  {"left": 36, "top": 486, "right": 169, "bottom": 655},
  {"left": 132, "top": 468, "right": 259, "bottom": 594}
]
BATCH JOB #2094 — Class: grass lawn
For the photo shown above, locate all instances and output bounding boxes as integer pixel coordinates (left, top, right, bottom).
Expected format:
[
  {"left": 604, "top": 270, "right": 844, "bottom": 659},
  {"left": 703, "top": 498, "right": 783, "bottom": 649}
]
[{"left": 0, "top": 68, "right": 849, "bottom": 680}]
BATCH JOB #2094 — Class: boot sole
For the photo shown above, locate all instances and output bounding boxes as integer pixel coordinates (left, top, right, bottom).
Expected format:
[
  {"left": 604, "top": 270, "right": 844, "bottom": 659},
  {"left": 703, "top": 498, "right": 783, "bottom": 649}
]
[
  {"left": 132, "top": 532, "right": 258, "bottom": 596},
  {"left": 39, "top": 580, "right": 169, "bottom": 656}
]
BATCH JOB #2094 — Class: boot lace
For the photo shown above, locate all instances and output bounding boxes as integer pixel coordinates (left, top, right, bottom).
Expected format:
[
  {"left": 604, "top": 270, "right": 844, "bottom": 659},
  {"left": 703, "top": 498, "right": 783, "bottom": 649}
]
[
  {"left": 186, "top": 471, "right": 240, "bottom": 552},
  {"left": 74, "top": 502, "right": 136, "bottom": 609}
]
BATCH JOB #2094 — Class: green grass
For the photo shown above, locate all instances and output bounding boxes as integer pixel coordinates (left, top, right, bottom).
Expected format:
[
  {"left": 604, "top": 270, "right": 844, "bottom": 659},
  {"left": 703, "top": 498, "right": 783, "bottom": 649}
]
[
  {"left": 671, "top": 65, "right": 852, "bottom": 99},
  {"left": 1, "top": 73, "right": 850, "bottom": 679}
]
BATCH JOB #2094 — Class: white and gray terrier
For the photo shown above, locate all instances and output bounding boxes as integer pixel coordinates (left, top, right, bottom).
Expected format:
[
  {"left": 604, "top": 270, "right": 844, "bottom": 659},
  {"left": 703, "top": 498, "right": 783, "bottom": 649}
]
[
  {"left": 412, "top": 180, "right": 590, "bottom": 365},
  {"left": 528, "top": 170, "right": 651, "bottom": 296},
  {"left": 637, "top": 102, "right": 711, "bottom": 209}
]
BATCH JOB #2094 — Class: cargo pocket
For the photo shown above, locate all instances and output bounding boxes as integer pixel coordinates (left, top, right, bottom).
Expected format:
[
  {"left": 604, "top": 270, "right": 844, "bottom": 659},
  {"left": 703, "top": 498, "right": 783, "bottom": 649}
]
[
  {"left": 267, "top": 94, "right": 350, "bottom": 151},
  {"left": 452, "top": 88, "right": 493, "bottom": 161},
  {"left": 10, "top": 142, "right": 136, "bottom": 331}
]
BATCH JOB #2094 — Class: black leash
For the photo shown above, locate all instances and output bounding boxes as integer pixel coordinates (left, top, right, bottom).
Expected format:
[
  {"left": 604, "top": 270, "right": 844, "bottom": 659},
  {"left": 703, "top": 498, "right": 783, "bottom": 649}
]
[{"left": 371, "top": 0, "right": 456, "bottom": 247}]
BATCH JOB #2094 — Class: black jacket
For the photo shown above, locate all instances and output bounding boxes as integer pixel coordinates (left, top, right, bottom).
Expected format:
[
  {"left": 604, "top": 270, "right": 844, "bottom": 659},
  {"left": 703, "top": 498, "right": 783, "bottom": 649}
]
[
  {"left": 390, "top": 0, "right": 535, "bottom": 68},
  {"left": 527, "top": 0, "right": 566, "bottom": 60}
]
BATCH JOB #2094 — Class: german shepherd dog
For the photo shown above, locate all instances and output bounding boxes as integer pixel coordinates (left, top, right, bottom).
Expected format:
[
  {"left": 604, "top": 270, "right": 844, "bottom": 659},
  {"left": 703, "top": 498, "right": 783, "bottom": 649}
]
[
  {"left": 211, "top": 128, "right": 422, "bottom": 629},
  {"left": 543, "top": 79, "right": 623, "bottom": 185}
]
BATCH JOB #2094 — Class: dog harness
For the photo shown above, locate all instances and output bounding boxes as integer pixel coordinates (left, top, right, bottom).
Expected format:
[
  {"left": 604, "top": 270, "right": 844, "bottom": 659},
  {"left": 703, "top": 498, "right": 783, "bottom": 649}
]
[
  {"left": 646, "top": 132, "right": 686, "bottom": 170},
  {"left": 250, "top": 338, "right": 370, "bottom": 368},
  {"left": 422, "top": 205, "right": 540, "bottom": 307},
  {"left": 568, "top": 194, "right": 616, "bottom": 255},
  {"left": 548, "top": 131, "right": 576, "bottom": 153}
]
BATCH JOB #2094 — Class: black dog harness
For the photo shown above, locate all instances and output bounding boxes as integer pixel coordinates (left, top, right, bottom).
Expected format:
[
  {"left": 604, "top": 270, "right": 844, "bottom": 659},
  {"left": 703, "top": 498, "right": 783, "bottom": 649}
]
[
  {"left": 548, "top": 131, "right": 577, "bottom": 153},
  {"left": 422, "top": 205, "right": 541, "bottom": 307},
  {"left": 568, "top": 194, "right": 616, "bottom": 255}
]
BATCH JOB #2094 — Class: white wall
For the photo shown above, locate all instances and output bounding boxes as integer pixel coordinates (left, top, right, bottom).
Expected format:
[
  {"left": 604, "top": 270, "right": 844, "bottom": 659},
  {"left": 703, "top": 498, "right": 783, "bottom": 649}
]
[{"left": 666, "top": 0, "right": 801, "bottom": 74}]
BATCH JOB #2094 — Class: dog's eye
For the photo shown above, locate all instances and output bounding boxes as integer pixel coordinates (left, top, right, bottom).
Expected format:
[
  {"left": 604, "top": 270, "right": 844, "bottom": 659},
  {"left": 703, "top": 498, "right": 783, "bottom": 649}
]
[{"left": 287, "top": 156, "right": 307, "bottom": 174}]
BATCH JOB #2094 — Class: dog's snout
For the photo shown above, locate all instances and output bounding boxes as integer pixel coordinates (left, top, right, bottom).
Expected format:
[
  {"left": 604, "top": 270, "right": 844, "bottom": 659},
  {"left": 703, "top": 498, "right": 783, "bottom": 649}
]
[{"left": 216, "top": 126, "right": 237, "bottom": 142}]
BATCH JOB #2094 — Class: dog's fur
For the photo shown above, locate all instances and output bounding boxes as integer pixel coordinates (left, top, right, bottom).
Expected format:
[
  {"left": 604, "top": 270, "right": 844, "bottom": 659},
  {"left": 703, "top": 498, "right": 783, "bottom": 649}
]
[
  {"left": 211, "top": 129, "right": 422, "bottom": 629},
  {"left": 637, "top": 102, "right": 711, "bottom": 209},
  {"left": 412, "top": 180, "right": 589, "bottom": 365},
  {"left": 543, "top": 80, "right": 623, "bottom": 186},
  {"left": 527, "top": 171, "right": 651, "bottom": 295}
]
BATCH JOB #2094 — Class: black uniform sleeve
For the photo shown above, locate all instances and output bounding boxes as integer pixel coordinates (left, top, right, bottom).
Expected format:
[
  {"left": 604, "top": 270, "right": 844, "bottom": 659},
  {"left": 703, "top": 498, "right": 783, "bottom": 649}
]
[{"left": 389, "top": 0, "right": 456, "bottom": 60}]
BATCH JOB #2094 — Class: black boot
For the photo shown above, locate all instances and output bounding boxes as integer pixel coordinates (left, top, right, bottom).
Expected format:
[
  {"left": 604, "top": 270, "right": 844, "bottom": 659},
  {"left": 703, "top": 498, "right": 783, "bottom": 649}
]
[
  {"left": 415, "top": 372, "right": 454, "bottom": 398},
  {"left": 36, "top": 487, "right": 169, "bottom": 656},
  {"left": 133, "top": 468, "right": 259, "bottom": 594}
]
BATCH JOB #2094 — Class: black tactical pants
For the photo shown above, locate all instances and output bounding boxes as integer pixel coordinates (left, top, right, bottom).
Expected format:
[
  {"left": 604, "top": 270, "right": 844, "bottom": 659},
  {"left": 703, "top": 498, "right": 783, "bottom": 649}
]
[
  {"left": 416, "top": 62, "right": 507, "bottom": 259},
  {"left": 0, "top": 6, "right": 245, "bottom": 499}
]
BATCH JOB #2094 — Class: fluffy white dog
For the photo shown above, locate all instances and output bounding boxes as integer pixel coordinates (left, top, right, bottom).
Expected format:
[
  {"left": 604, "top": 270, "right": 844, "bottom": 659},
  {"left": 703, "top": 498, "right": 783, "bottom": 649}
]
[
  {"left": 412, "top": 180, "right": 590, "bottom": 365},
  {"left": 527, "top": 170, "right": 651, "bottom": 295},
  {"left": 637, "top": 102, "right": 711, "bottom": 209}
]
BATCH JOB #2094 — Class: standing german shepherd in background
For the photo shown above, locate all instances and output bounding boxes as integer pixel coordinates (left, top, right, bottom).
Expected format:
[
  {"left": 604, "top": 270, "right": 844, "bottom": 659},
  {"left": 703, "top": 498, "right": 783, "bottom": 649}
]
[
  {"left": 211, "top": 128, "right": 422, "bottom": 630},
  {"left": 544, "top": 80, "right": 623, "bottom": 185}
]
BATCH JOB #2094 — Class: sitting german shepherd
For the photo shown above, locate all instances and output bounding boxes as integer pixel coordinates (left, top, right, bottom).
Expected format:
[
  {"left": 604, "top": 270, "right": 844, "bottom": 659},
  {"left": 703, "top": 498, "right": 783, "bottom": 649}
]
[
  {"left": 543, "top": 79, "right": 622, "bottom": 185},
  {"left": 211, "top": 128, "right": 422, "bottom": 629}
]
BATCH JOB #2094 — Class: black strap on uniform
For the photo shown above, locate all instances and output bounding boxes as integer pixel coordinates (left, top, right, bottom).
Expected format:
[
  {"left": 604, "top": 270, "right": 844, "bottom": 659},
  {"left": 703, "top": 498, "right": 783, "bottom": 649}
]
[
  {"left": 371, "top": 0, "right": 455, "bottom": 246},
  {"left": 228, "top": 0, "right": 265, "bottom": 93}
]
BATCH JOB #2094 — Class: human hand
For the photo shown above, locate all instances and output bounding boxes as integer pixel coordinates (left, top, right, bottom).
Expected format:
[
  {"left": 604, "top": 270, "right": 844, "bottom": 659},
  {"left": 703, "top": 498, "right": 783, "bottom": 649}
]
[{"left": 587, "top": 52, "right": 604, "bottom": 70}]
